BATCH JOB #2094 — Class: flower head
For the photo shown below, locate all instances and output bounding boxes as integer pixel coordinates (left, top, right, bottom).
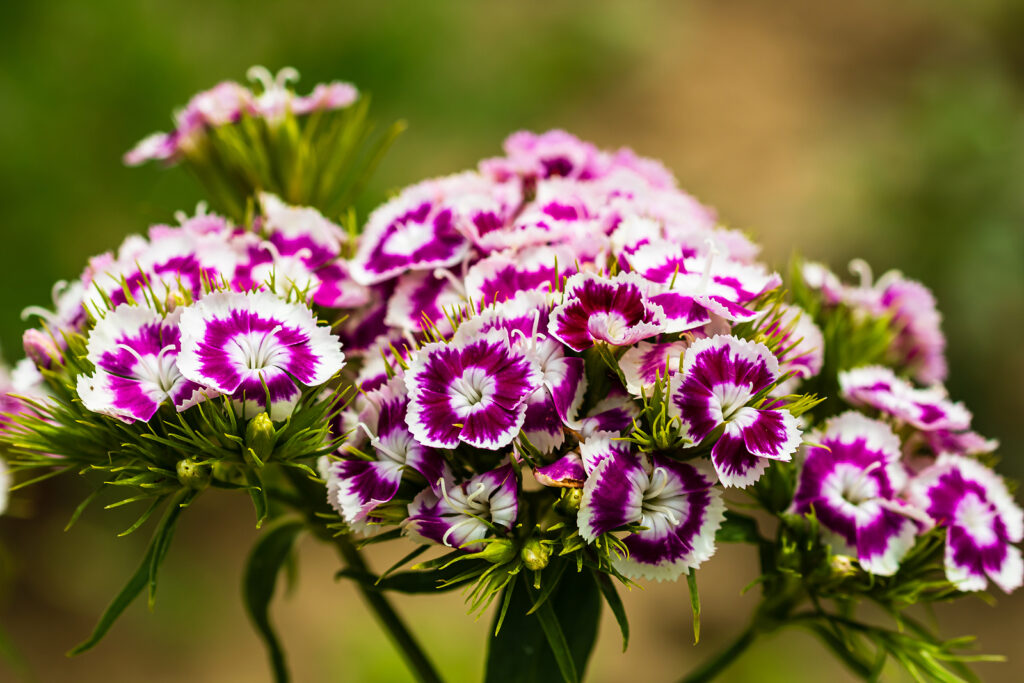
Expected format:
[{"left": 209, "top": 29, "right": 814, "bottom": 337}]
[
  {"left": 792, "top": 412, "right": 921, "bottom": 576},
  {"left": 77, "top": 305, "right": 205, "bottom": 423},
  {"left": 907, "top": 455, "right": 1023, "bottom": 593},
  {"left": 404, "top": 330, "right": 542, "bottom": 450},
  {"left": 549, "top": 272, "right": 664, "bottom": 352},
  {"left": 177, "top": 291, "right": 345, "bottom": 420},
  {"left": 672, "top": 335, "right": 801, "bottom": 487},
  {"left": 577, "top": 436, "right": 724, "bottom": 581},
  {"left": 404, "top": 465, "right": 518, "bottom": 549}
]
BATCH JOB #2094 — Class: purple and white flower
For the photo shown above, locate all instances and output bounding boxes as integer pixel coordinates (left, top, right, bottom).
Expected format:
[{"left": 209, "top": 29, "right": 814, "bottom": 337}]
[
  {"left": 619, "top": 340, "right": 689, "bottom": 396},
  {"left": 548, "top": 272, "right": 664, "bottom": 352},
  {"left": 575, "top": 387, "right": 641, "bottom": 438},
  {"left": 177, "top": 291, "right": 345, "bottom": 420},
  {"left": 351, "top": 176, "right": 473, "bottom": 285},
  {"left": 765, "top": 303, "right": 824, "bottom": 395},
  {"left": 328, "top": 377, "right": 444, "bottom": 533},
  {"left": 839, "top": 366, "right": 971, "bottom": 433},
  {"left": 404, "top": 465, "right": 518, "bottom": 549},
  {"left": 455, "top": 292, "right": 586, "bottom": 452},
  {"left": 907, "top": 455, "right": 1023, "bottom": 593},
  {"left": 671, "top": 335, "right": 801, "bottom": 487},
  {"left": 577, "top": 436, "right": 724, "bottom": 581},
  {"left": 404, "top": 330, "right": 542, "bottom": 450},
  {"left": 534, "top": 454, "right": 587, "bottom": 488},
  {"left": 791, "top": 412, "right": 921, "bottom": 576},
  {"left": 464, "top": 245, "right": 575, "bottom": 305},
  {"left": 77, "top": 305, "right": 206, "bottom": 423}
]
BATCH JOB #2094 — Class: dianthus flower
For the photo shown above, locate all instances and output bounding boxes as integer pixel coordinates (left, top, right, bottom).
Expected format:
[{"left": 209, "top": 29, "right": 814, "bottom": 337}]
[{"left": 672, "top": 336, "right": 801, "bottom": 487}]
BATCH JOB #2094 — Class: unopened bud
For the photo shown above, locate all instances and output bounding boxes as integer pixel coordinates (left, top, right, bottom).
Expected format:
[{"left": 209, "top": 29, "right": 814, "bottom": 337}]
[
  {"left": 245, "top": 413, "right": 277, "bottom": 465},
  {"left": 829, "top": 554, "right": 858, "bottom": 578},
  {"left": 555, "top": 487, "right": 584, "bottom": 516},
  {"left": 176, "top": 458, "right": 211, "bottom": 490},
  {"left": 23, "top": 329, "right": 59, "bottom": 368},
  {"left": 476, "top": 538, "right": 517, "bottom": 565},
  {"left": 521, "top": 538, "right": 551, "bottom": 571},
  {"left": 165, "top": 290, "right": 189, "bottom": 311}
]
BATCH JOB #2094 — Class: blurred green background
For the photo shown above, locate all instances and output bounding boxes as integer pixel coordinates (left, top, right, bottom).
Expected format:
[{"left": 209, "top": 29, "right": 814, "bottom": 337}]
[{"left": 2, "top": 1, "right": 1023, "bottom": 681}]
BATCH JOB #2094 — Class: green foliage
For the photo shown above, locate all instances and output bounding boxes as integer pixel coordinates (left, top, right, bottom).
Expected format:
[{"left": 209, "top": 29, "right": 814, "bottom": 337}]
[
  {"left": 68, "top": 488, "right": 194, "bottom": 655},
  {"left": 484, "top": 567, "right": 601, "bottom": 683},
  {"left": 243, "top": 517, "right": 306, "bottom": 683},
  {"left": 183, "top": 95, "right": 405, "bottom": 222}
]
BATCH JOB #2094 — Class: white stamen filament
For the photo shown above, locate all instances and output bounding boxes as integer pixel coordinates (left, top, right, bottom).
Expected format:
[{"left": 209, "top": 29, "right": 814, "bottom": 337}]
[
  {"left": 698, "top": 238, "right": 722, "bottom": 293},
  {"left": 848, "top": 259, "right": 874, "bottom": 289},
  {"left": 432, "top": 268, "right": 467, "bottom": 297},
  {"left": 355, "top": 421, "right": 405, "bottom": 463}
]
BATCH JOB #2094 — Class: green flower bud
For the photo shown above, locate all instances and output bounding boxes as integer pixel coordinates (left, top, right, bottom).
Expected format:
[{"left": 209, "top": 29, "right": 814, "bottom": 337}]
[
  {"left": 475, "top": 538, "right": 517, "bottom": 565},
  {"left": 555, "top": 487, "right": 584, "bottom": 516},
  {"left": 520, "top": 538, "right": 550, "bottom": 571},
  {"left": 245, "top": 413, "right": 277, "bottom": 466},
  {"left": 211, "top": 460, "right": 244, "bottom": 485},
  {"left": 176, "top": 458, "right": 211, "bottom": 490},
  {"left": 829, "top": 554, "right": 858, "bottom": 579}
]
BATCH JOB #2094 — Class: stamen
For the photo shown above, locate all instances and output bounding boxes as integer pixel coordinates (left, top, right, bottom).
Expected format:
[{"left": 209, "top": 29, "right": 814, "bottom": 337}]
[
  {"left": 432, "top": 268, "right": 467, "bottom": 296},
  {"left": 848, "top": 259, "right": 873, "bottom": 289},
  {"left": 246, "top": 65, "right": 275, "bottom": 92},
  {"left": 698, "top": 238, "right": 722, "bottom": 293}
]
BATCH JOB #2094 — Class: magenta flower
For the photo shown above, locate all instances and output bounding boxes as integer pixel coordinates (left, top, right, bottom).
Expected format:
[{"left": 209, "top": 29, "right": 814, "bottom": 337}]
[
  {"left": 577, "top": 435, "right": 724, "bottom": 581},
  {"left": 672, "top": 335, "right": 801, "bottom": 487},
  {"left": 839, "top": 366, "right": 970, "bottom": 432},
  {"left": 907, "top": 455, "right": 1023, "bottom": 593},
  {"left": 177, "top": 291, "right": 345, "bottom": 420},
  {"left": 618, "top": 340, "right": 689, "bottom": 396},
  {"left": 548, "top": 272, "right": 664, "bottom": 352},
  {"left": 404, "top": 330, "right": 542, "bottom": 450},
  {"left": 404, "top": 465, "right": 519, "bottom": 549},
  {"left": 351, "top": 177, "right": 473, "bottom": 285},
  {"left": 77, "top": 305, "right": 206, "bottom": 423},
  {"left": 327, "top": 377, "right": 444, "bottom": 534},
  {"left": 792, "top": 412, "right": 921, "bottom": 576}
]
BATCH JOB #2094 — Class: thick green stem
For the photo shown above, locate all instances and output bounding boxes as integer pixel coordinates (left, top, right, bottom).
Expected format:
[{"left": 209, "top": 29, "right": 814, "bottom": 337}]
[
  {"left": 678, "top": 623, "right": 758, "bottom": 683},
  {"left": 282, "top": 470, "right": 444, "bottom": 683}
]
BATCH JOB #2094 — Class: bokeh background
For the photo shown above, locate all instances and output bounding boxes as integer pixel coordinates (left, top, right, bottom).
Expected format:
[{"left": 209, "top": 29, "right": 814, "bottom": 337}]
[{"left": 1, "top": 1, "right": 1023, "bottom": 681}]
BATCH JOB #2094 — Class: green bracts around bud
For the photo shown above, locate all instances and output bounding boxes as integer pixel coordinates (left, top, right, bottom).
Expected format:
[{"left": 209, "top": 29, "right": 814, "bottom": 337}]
[
  {"left": 245, "top": 413, "right": 277, "bottom": 466},
  {"left": 520, "top": 538, "right": 551, "bottom": 571},
  {"left": 555, "top": 488, "right": 584, "bottom": 516},
  {"left": 176, "top": 458, "right": 211, "bottom": 490}
]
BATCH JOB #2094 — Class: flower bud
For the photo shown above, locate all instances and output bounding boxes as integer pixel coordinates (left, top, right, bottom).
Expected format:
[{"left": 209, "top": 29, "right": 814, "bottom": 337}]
[
  {"left": 165, "top": 290, "right": 189, "bottom": 311},
  {"left": 520, "top": 538, "right": 550, "bottom": 571},
  {"left": 22, "top": 329, "right": 59, "bottom": 368},
  {"left": 245, "top": 413, "right": 276, "bottom": 465},
  {"left": 829, "top": 554, "right": 858, "bottom": 579},
  {"left": 554, "top": 487, "right": 584, "bottom": 516},
  {"left": 476, "top": 538, "right": 517, "bottom": 565},
  {"left": 176, "top": 458, "right": 211, "bottom": 490}
]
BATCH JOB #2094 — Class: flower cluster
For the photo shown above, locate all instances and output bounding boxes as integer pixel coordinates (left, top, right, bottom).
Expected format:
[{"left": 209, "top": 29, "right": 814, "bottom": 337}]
[
  {"left": 1, "top": 73, "right": 1020, "bottom": 683},
  {"left": 125, "top": 66, "right": 357, "bottom": 167},
  {"left": 314, "top": 130, "right": 1023, "bottom": 601}
]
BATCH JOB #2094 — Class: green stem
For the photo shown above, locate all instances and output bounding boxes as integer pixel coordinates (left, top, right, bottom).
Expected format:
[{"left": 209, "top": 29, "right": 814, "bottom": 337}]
[
  {"left": 282, "top": 470, "right": 444, "bottom": 683},
  {"left": 678, "top": 623, "right": 758, "bottom": 683},
  {"left": 330, "top": 534, "right": 445, "bottom": 683}
]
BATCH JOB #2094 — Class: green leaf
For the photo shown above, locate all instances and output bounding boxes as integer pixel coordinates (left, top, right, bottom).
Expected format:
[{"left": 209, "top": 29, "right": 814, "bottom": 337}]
[
  {"left": 245, "top": 467, "right": 269, "bottom": 528},
  {"left": 485, "top": 565, "right": 601, "bottom": 683},
  {"left": 336, "top": 560, "right": 483, "bottom": 594},
  {"left": 68, "top": 489, "right": 192, "bottom": 655},
  {"left": 686, "top": 572, "right": 701, "bottom": 645},
  {"left": 715, "top": 511, "right": 762, "bottom": 544},
  {"left": 594, "top": 571, "right": 630, "bottom": 651},
  {"left": 243, "top": 517, "right": 306, "bottom": 683}
]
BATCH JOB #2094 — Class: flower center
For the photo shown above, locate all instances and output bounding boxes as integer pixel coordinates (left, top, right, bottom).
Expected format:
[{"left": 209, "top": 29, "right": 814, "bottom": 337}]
[
  {"left": 232, "top": 327, "right": 286, "bottom": 371},
  {"left": 712, "top": 382, "right": 754, "bottom": 422},
  {"left": 640, "top": 467, "right": 685, "bottom": 529},
  {"left": 448, "top": 367, "right": 496, "bottom": 416},
  {"left": 829, "top": 462, "right": 882, "bottom": 506},
  {"left": 587, "top": 311, "right": 629, "bottom": 342}
]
